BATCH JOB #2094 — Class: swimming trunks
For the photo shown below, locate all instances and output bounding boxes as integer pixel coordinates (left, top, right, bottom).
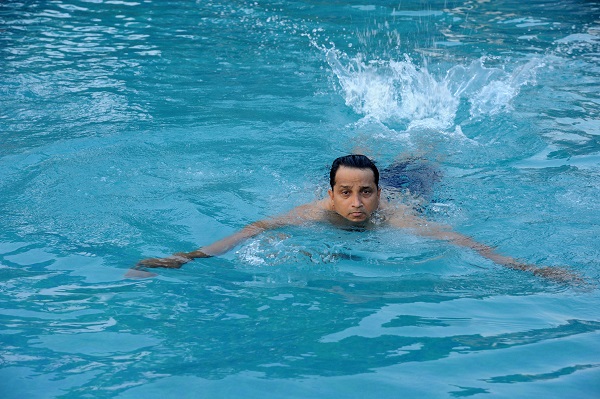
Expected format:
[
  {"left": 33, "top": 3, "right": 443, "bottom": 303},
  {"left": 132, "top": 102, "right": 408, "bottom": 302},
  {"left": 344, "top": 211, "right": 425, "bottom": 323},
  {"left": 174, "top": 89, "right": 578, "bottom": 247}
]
[{"left": 380, "top": 158, "right": 442, "bottom": 200}]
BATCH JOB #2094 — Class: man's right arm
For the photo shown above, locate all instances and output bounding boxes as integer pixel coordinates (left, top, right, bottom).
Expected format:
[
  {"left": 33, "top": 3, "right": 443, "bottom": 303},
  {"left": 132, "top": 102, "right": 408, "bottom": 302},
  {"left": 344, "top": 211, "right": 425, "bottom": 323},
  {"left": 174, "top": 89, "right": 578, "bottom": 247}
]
[
  {"left": 135, "top": 221, "right": 280, "bottom": 269},
  {"left": 132, "top": 201, "right": 326, "bottom": 271}
]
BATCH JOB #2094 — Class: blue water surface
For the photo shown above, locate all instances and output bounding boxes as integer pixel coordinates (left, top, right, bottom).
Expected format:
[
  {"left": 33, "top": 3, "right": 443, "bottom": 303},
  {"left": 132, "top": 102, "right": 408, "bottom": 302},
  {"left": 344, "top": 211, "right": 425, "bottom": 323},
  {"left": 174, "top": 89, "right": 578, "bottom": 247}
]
[{"left": 1, "top": 0, "right": 599, "bottom": 398}]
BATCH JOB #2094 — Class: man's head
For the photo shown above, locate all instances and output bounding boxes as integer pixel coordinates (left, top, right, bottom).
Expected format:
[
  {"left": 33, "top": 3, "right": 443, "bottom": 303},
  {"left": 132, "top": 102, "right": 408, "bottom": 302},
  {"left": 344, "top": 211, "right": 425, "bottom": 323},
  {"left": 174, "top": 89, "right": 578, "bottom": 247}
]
[
  {"left": 329, "top": 154, "right": 379, "bottom": 189},
  {"left": 328, "top": 155, "right": 381, "bottom": 224}
]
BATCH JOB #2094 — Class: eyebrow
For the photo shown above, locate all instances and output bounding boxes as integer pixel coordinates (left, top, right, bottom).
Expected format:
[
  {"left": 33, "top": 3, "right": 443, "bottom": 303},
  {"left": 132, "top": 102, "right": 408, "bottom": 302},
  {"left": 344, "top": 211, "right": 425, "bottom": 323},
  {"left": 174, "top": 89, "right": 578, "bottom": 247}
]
[{"left": 337, "top": 185, "right": 374, "bottom": 189}]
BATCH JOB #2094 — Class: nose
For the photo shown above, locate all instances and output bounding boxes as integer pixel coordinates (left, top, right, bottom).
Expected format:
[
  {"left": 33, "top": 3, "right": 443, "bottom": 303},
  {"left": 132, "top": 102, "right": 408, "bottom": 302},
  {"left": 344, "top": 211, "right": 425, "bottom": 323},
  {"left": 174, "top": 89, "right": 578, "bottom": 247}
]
[{"left": 351, "top": 193, "right": 363, "bottom": 208}]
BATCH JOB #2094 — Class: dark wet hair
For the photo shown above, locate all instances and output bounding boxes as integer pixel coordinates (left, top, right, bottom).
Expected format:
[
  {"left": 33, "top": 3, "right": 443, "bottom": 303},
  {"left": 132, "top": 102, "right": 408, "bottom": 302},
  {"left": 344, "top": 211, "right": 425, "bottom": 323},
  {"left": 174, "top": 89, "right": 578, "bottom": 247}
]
[{"left": 329, "top": 154, "right": 379, "bottom": 188}]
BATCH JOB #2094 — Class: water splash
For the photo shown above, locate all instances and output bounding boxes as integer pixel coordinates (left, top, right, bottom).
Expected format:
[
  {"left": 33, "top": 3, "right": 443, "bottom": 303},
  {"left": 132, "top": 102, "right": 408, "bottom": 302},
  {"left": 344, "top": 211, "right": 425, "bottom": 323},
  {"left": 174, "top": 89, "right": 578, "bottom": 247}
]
[
  {"left": 447, "top": 57, "right": 543, "bottom": 118},
  {"left": 326, "top": 49, "right": 543, "bottom": 133}
]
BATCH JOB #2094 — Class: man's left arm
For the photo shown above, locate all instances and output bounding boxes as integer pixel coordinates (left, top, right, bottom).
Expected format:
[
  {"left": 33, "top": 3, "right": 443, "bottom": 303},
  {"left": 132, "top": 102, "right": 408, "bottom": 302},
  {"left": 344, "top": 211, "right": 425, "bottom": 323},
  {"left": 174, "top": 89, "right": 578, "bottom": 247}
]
[{"left": 391, "top": 214, "right": 583, "bottom": 284}]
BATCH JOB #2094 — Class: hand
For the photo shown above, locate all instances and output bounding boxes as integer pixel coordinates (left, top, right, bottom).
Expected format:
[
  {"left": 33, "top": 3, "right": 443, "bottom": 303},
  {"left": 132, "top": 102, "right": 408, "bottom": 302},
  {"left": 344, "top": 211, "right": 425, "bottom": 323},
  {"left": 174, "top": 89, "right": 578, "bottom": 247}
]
[
  {"left": 136, "top": 253, "right": 192, "bottom": 269},
  {"left": 124, "top": 254, "right": 189, "bottom": 279},
  {"left": 508, "top": 262, "right": 584, "bottom": 284},
  {"left": 127, "top": 250, "right": 211, "bottom": 280},
  {"left": 124, "top": 268, "right": 157, "bottom": 279},
  {"left": 531, "top": 266, "right": 585, "bottom": 285}
]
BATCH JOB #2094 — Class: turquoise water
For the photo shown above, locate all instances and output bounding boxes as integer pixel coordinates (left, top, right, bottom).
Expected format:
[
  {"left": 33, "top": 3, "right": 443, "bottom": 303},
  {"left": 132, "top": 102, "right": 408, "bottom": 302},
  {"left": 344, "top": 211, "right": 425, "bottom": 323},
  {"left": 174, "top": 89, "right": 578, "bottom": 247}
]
[{"left": 1, "top": 0, "right": 600, "bottom": 397}]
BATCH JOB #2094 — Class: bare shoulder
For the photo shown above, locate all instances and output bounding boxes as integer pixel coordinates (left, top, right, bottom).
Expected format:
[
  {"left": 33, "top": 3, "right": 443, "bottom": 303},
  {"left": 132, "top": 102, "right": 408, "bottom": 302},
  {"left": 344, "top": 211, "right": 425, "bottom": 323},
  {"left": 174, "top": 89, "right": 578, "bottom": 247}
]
[
  {"left": 252, "top": 201, "right": 328, "bottom": 230},
  {"left": 286, "top": 199, "right": 329, "bottom": 221}
]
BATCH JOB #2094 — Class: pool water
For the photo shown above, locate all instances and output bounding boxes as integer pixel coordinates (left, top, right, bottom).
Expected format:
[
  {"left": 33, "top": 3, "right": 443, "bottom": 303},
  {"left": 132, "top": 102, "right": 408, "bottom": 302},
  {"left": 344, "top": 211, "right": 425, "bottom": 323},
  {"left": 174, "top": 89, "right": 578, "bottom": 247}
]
[{"left": 1, "top": 0, "right": 599, "bottom": 397}]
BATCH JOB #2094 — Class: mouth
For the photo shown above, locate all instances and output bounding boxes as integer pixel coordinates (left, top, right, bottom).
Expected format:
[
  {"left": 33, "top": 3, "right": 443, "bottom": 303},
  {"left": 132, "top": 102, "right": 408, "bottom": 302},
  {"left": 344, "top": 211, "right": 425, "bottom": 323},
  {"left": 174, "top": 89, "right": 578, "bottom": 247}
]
[{"left": 349, "top": 212, "right": 366, "bottom": 219}]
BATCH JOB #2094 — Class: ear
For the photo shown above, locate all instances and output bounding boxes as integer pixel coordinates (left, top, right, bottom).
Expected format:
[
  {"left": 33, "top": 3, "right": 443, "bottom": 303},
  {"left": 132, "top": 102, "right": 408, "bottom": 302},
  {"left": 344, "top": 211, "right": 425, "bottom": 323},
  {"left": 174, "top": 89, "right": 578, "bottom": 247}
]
[{"left": 328, "top": 188, "right": 334, "bottom": 201}]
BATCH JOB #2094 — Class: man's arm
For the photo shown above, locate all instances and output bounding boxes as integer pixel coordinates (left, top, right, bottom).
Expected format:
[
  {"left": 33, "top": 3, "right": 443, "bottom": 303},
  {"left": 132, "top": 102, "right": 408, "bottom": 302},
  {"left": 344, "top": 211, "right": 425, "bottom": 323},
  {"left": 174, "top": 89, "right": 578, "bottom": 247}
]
[
  {"left": 133, "top": 202, "right": 326, "bottom": 270},
  {"left": 135, "top": 220, "right": 280, "bottom": 269},
  {"left": 391, "top": 213, "right": 582, "bottom": 284}
]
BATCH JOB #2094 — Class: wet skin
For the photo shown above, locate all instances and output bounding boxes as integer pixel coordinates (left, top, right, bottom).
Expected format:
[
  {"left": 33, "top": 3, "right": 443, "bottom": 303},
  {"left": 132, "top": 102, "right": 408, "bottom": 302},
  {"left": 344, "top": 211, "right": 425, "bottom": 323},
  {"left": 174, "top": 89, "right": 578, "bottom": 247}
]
[
  {"left": 327, "top": 166, "right": 381, "bottom": 224},
  {"left": 132, "top": 165, "right": 584, "bottom": 285}
]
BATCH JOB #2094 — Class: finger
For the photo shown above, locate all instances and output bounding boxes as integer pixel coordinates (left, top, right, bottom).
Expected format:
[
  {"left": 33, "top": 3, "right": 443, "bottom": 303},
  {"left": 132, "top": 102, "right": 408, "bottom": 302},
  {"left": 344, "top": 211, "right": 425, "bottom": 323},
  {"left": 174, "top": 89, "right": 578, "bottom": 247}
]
[{"left": 125, "top": 268, "right": 157, "bottom": 279}]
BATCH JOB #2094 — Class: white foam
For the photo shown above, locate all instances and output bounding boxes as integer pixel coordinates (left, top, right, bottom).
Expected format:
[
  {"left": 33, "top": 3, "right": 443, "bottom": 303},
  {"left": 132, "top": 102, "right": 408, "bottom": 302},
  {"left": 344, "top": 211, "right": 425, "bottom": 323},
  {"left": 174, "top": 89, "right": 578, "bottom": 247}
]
[
  {"left": 556, "top": 33, "right": 600, "bottom": 44},
  {"left": 326, "top": 49, "right": 541, "bottom": 133},
  {"left": 391, "top": 10, "right": 444, "bottom": 17}
]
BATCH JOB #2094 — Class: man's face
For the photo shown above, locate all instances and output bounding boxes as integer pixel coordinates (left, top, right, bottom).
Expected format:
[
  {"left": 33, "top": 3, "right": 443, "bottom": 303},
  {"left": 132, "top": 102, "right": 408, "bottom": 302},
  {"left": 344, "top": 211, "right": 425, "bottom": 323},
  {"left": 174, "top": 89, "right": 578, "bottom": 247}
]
[{"left": 328, "top": 166, "right": 381, "bottom": 223}]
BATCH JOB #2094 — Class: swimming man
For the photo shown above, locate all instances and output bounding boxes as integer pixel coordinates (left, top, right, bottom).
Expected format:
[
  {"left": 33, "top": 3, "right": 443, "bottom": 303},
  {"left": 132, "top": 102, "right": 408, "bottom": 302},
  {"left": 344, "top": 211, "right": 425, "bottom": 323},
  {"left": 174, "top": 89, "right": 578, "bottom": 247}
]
[{"left": 132, "top": 154, "right": 578, "bottom": 283}]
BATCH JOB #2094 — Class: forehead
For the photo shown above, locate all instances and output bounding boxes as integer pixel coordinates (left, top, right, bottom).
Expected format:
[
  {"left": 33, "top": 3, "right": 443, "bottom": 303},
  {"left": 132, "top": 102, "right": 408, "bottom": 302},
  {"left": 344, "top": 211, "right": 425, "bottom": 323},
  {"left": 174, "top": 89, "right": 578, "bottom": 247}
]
[{"left": 333, "top": 166, "right": 376, "bottom": 187}]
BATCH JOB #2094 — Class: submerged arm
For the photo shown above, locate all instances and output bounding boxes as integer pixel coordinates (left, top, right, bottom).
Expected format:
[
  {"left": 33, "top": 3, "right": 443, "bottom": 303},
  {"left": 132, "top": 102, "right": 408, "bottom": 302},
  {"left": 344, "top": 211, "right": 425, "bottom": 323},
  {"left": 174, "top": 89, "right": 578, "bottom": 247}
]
[
  {"left": 133, "top": 202, "right": 324, "bottom": 270},
  {"left": 134, "top": 221, "right": 273, "bottom": 269},
  {"left": 392, "top": 213, "right": 582, "bottom": 284}
]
